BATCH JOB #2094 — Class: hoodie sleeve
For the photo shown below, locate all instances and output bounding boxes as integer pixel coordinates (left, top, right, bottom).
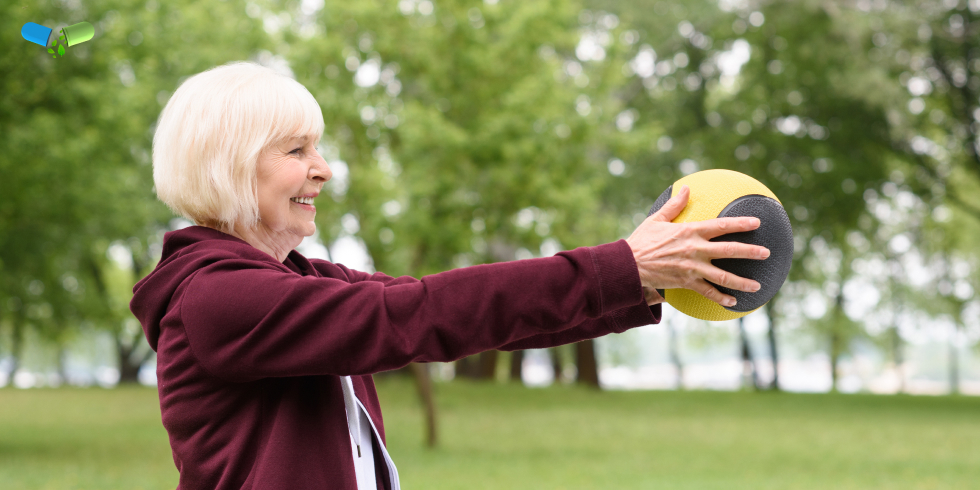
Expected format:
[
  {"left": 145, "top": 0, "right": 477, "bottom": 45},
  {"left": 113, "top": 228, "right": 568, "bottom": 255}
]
[
  {"left": 497, "top": 302, "right": 661, "bottom": 351},
  {"left": 315, "top": 258, "right": 661, "bottom": 352},
  {"left": 178, "top": 239, "right": 651, "bottom": 381}
]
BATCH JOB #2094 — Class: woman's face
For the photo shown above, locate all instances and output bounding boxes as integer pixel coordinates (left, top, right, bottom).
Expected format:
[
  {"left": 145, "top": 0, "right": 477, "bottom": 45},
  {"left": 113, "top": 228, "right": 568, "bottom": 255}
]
[{"left": 253, "top": 134, "right": 331, "bottom": 242}]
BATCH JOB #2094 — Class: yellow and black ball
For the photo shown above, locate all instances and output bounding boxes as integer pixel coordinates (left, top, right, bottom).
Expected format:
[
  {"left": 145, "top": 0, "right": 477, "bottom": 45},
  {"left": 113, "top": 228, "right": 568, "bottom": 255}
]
[{"left": 648, "top": 169, "right": 794, "bottom": 321}]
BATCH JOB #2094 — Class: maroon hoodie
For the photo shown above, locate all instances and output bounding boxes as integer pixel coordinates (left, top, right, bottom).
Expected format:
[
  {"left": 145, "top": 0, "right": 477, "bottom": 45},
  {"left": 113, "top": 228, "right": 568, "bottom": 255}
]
[{"left": 130, "top": 226, "right": 660, "bottom": 489}]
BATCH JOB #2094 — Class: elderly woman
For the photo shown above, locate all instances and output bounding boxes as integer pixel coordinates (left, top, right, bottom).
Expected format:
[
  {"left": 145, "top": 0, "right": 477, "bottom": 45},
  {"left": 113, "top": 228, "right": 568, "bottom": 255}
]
[{"left": 130, "top": 61, "right": 768, "bottom": 490}]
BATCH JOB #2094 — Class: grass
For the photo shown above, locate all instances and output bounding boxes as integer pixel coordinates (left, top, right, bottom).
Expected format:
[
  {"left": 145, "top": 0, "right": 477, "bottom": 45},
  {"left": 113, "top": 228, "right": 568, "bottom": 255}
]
[
  {"left": 1, "top": 379, "right": 979, "bottom": 489},
  {"left": 0, "top": 386, "right": 176, "bottom": 490}
]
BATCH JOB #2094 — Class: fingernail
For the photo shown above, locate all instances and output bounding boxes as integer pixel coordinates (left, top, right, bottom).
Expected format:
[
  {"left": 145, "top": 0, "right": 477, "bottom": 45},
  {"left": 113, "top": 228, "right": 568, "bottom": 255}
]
[
  {"left": 751, "top": 283, "right": 761, "bottom": 292},
  {"left": 726, "top": 298, "right": 737, "bottom": 306},
  {"left": 751, "top": 218, "right": 761, "bottom": 226},
  {"left": 761, "top": 248, "right": 770, "bottom": 259}
]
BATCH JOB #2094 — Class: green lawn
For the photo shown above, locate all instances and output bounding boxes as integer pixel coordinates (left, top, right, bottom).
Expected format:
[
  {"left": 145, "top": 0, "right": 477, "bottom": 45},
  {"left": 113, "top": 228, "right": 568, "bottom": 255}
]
[{"left": 1, "top": 379, "right": 978, "bottom": 489}]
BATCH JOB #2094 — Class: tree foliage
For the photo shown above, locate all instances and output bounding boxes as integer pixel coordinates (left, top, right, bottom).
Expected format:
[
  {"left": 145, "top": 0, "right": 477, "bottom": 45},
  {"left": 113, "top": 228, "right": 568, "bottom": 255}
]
[
  {"left": 0, "top": 0, "right": 978, "bottom": 394},
  {"left": 0, "top": 0, "right": 270, "bottom": 378}
]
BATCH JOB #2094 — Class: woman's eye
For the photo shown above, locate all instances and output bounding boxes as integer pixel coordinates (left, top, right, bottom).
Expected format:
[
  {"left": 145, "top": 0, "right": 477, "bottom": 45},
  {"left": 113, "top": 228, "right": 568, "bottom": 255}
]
[{"left": 289, "top": 147, "right": 303, "bottom": 155}]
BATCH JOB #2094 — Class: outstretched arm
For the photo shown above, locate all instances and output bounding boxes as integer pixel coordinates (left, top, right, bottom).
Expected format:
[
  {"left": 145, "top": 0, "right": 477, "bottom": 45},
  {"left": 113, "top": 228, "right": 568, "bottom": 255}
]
[
  {"left": 497, "top": 302, "right": 660, "bottom": 351},
  {"left": 179, "top": 240, "right": 646, "bottom": 381}
]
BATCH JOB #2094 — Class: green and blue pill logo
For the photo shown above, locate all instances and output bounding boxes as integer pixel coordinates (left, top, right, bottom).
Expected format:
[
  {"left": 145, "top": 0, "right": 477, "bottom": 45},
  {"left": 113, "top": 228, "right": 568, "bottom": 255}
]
[{"left": 22, "top": 21, "right": 94, "bottom": 58}]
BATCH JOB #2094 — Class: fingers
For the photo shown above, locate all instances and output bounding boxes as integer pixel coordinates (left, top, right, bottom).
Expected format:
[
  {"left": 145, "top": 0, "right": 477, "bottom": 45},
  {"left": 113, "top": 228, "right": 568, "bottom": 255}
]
[
  {"left": 695, "top": 216, "right": 761, "bottom": 239},
  {"left": 702, "top": 241, "right": 770, "bottom": 261},
  {"left": 651, "top": 185, "right": 689, "bottom": 222},
  {"left": 697, "top": 262, "right": 761, "bottom": 294},
  {"left": 692, "top": 279, "right": 739, "bottom": 307}
]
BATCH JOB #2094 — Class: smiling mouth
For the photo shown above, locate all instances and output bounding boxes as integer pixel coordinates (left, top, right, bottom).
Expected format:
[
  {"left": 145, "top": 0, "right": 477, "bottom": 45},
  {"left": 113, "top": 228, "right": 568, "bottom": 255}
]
[{"left": 290, "top": 196, "right": 315, "bottom": 205}]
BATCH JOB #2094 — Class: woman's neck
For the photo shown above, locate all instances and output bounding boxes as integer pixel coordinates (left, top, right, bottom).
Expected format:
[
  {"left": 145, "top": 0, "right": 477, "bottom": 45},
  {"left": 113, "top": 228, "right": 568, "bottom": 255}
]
[{"left": 215, "top": 224, "right": 299, "bottom": 263}]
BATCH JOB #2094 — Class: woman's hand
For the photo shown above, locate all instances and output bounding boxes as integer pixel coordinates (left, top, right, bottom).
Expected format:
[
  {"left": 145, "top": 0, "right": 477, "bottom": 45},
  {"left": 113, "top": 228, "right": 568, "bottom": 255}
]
[{"left": 626, "top": 185, "right": 771, "bottom": 307}]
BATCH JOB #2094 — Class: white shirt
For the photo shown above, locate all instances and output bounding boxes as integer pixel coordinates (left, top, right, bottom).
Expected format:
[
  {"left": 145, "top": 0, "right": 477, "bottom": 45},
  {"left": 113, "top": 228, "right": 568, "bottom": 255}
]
[
  {"left": 347, "top": 403, "right": 377, "bottom": 489},
  {"left": 340, "top": 376, "right": 401, "bottom": 490}
]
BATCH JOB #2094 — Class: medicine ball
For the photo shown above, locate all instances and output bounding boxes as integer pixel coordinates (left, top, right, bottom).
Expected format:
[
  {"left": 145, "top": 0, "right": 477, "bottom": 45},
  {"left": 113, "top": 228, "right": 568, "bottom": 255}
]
[{"left": 648, "top": 169, "right": 793, "bottom": 321}]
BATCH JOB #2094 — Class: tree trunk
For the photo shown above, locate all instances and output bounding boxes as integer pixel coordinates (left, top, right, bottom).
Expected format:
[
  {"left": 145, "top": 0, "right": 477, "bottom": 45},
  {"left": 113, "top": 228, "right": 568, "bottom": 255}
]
[
  {"left": 406, "top": 244, "right": 439, "bottom": 447},
  {"left": 477, "top": 350, "right": 498, "bottom": 380},
  {"left": 509, "top": 349, "right": 524, "bottom": 382},
  {"left": 117, "top": 346, "right": 143, "bottom": 384},
  {"left": 551, "top": 347, "right": 564, "bottom": 383},
  {"left": 86, "top": 252, "right": 148, "bottom": 385},
  {"left": 575, "top": 339, "right": 600, "bottom": 388},
  {"left": 57, "top": 346, "right": 70, "bottom": 386},
  {"left": 116, "top": 328, "right": 152, "bottom": 385},
  {"left": 8, "top": 309, "right": 25, "bottom": 382},
  {"left": 891, "top": 321, "right": 904, "bottom": 394},
  {"left": 764, "top": 301, "right": 780, "bottom": 391},
  {"left": 409, "top": 363, "right": 438, "bottom": 447},
  {"left": 668, "top": 320, "right": 684, "bottom": 390},
  {"left": 829, "top": 330, "right": 841, "bottom": 392},
  {"left": 829, "top": 291, "right": 845, "bottom": 393},
  {"left": 949, "top": 324, "right": 960, "bottom": 395},
  {"left": 456, "top": 352, "right": 497, "bottom": 380},
  {"left": 738, "top": 318, "right": 758, "bottom": 390},
  {"left": 455, "top": 354, "right": 480, "bottom": 379}
]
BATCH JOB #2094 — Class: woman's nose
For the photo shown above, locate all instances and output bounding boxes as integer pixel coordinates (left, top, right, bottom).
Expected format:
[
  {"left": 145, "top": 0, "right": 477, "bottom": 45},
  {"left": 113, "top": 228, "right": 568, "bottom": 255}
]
[{"left": 311, "top": 154, "right": 332, "bottom": 182}]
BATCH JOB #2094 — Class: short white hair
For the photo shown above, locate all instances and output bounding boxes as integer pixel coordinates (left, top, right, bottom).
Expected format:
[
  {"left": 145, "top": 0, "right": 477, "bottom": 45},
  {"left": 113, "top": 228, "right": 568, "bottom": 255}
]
[{"left": 152, "top": 61, "right": 324, "bottom": 230}]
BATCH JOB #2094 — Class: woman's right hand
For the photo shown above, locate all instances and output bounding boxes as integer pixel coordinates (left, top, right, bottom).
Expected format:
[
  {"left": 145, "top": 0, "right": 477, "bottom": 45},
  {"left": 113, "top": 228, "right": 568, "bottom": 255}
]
[{"left": 626, "top": 185, "right": 771, "bottom": 307}]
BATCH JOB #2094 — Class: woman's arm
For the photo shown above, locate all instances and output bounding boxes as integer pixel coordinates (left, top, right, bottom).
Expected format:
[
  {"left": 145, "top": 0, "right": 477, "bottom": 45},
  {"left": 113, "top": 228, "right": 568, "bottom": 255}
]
[
  {"left": 310, "top": 253, "right": 660, "bottom": 352},
  {"left": 313, "top": 254, "right": 661, "bottom": 352},
  {"left": 497, "top": 302, "right": 660, "bottom": 351},
  {"left": 178, "top": 240, "right": 646, "bottom": 382}
]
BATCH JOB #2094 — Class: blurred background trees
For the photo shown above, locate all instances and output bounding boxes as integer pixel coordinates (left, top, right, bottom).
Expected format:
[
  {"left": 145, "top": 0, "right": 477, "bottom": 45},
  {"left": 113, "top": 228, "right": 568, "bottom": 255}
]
[
  {"left": 2, "top": 0, "right": 979, "bottom": 441},
  {"left": 1, "top": 0, "right": 271, "bottom": 383}
]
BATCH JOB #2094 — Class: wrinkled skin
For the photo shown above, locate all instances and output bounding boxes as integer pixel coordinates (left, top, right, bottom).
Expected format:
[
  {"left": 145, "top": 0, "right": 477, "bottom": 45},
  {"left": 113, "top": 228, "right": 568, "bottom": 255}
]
[
  {"left": 228, "top": 134, "right": 331, "bottom": 262},
  {"left": 627, "top": 185, "right": 770, "bottom": 307}
]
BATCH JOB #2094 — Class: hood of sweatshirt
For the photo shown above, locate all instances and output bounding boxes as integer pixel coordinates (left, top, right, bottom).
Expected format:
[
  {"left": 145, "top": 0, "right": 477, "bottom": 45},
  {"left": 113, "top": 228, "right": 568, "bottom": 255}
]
[{"left": 130, "top": 226, "right": 309, "bottom": 351}]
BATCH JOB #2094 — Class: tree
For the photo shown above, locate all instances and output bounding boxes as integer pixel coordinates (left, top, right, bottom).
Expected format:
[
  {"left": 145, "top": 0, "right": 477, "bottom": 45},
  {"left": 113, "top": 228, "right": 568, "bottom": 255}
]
[
  {"left": 584, "top": 0, "right": 898, "bottom": 388},
  {"left": 872, "top": 0, "right": 980, "bottom": 223},
  {"left": 575, "top": 340, "right": 601, "bottom": 387},
  {"left": 0, "top": 0, "right": 273, "bottom": 382},
  {"left": 509, "top": 348, "right": 524, "bottom": 381},
  {"left": 737, "top": 317, "right": 759, "bottom": 390},
  {"left": 274, "top": 0, "right": 656, "bottom": 440},
  {"left": 668, "top": 318, "right": 684, "bottom": 389},
  {"left": 910, "top": 192, "right": 980, "bottom": 395},
  {"left": 763, "top": 299, "right": 779, "bottom": 390}
]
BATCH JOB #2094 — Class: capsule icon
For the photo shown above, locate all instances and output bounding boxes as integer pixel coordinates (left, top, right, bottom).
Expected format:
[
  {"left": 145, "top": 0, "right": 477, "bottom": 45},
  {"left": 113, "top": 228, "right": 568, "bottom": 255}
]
[
  {"left": 22, "top": 21, "right": 94, "bottom": 59},
  {"left": 62, "top": 22, "right": 94, "bottom": 47},
  {"left": 21, "top": 22, "right": 53, "bottom": 47}
]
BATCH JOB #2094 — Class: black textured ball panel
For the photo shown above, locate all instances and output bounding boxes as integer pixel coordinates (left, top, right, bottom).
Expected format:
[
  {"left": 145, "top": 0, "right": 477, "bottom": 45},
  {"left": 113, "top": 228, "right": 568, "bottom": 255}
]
[
  {"left": 708, "top": 195, "right": 794, "bottom": 312},
  {"left": 648, "top": 185, "right": 673, "bottom": 218}
]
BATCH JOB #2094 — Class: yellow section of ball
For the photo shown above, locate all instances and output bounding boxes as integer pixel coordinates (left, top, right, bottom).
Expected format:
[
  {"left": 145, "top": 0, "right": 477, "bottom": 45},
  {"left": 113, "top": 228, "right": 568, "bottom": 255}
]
[
  {"left": 664, "top": 289, "right": 762, "bottom": 321},
  {"left": 665, "top": 169, "right": 779, "bottom": 321},
  {"left": 671, "top": 169, "right": 780, "bottom": 222}
]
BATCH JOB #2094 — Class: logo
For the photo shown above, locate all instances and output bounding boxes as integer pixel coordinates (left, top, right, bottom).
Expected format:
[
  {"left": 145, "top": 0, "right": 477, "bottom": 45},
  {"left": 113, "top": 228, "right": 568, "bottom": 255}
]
[{"left": 22, "top": 22, "right": 94, "bottom": 58}]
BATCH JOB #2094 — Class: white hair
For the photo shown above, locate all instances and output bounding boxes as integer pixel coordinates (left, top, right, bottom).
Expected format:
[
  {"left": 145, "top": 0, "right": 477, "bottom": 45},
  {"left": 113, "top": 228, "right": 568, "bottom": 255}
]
[{"left": 152, "top": 61, "right": 324, "bottom": 231}]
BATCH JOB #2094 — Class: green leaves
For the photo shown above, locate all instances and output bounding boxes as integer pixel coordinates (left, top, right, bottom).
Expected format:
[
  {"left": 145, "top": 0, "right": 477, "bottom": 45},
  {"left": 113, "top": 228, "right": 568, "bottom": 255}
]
[
  {"left": 293, "top": 0, "right": 609, "bottom": 278},
  {"left": 46, "top": 35, "right": 69, "bottom": 59},
  {"left": 1, "top": 0, "right": 273, "bottom": 347}
]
